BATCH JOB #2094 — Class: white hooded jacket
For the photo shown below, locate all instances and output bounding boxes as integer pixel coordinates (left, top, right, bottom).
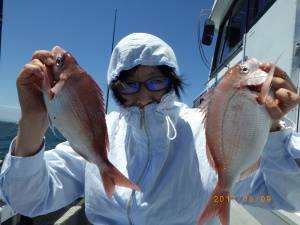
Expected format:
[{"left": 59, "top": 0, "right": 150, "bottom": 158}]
[{"left": 1, "top": 33, "right": 300, "bottom": 225}]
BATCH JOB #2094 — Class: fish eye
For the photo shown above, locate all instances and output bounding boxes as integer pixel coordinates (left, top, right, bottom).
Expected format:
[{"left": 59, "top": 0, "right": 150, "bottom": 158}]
[
  {"left": 56, "top": 57, "right": 64, "bottom": 68},
  {"left": 240, "top": 66, "right": 249, "bottom": 74}
]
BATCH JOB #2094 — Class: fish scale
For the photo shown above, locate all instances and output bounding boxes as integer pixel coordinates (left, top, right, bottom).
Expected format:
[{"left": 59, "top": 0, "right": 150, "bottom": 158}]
[
  {"left": 222, "top": 90, "right": 269, "bottom": 175},
  {"left": 198, "top": 58, "right": 274, "bottom": 225},
  {"left": 42, "top": 46, "right": 140, "bottom": 198}
]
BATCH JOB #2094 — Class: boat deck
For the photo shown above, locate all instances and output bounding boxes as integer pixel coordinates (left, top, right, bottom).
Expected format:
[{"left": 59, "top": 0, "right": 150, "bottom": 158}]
[{"left": 2, "top": 199, "right": 300, "bottom": 225}]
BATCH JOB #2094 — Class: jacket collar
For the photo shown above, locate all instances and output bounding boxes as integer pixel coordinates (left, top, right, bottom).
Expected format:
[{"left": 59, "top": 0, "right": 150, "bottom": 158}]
[
  {"left": 119, "top": 91, "right": 177, "bottom": 119},
  {"left": 118, "top": 91, "right": 179, "bottom": 142}
]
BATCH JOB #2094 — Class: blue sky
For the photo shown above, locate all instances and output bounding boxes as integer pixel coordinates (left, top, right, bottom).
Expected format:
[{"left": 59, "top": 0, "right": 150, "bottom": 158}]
[{"left": 0, "top": 0, "right": 215, "bottom": 122}]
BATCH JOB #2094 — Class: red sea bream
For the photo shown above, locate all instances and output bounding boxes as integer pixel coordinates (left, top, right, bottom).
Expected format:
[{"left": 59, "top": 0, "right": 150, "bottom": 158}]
[
  {"left": 41, "top": 46, "right": 140, "bottom": 198},
  {"left": 198, "top": 58, "right": 275, "bottom": 225}
]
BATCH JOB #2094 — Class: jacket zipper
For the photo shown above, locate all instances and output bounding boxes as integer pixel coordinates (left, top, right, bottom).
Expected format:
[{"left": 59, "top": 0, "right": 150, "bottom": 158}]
[
  {"left": 140, "top": 108, "right": 145, "bottom": 129},
  {"left": 127, "top": 108, "right": 151, "bottom": 225}
]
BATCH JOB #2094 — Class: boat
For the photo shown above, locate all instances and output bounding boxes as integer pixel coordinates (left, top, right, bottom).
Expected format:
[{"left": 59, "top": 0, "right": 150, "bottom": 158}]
[
  {"left": 1, "top": 0, "right": 300, "bottom": 224},
  {"left": 194, "top": 0, "right": 300, "bottom": 224}
]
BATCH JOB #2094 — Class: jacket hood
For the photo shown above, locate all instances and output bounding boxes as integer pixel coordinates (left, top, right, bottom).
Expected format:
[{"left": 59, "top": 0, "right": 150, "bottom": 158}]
[{"left": 107, "top": 33, "right": 180, "bottom": 85}]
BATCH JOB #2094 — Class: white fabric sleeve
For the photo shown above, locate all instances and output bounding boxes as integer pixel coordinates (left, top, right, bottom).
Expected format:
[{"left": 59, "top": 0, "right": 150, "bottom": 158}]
[
  {"left": 233, "top": 126, "right": 300, "bottom": 211},
  {"left": 0, "top": 137, "right": 86, "bottom": 217}
]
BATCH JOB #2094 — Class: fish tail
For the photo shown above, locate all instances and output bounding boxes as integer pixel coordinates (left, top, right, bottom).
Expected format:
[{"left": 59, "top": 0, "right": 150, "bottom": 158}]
[
  {"left": 197, "top": 184, "right": 230, "bottom": 225},
  {"left": 101, "top": 162, "right": 141, "bottom": 198}
]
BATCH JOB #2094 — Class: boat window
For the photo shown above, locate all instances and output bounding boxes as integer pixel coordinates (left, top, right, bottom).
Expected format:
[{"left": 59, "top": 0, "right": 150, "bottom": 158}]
[
  {"left": 217, "top": 0, "right": 247, "bottom": 67},
  {"left": 211, "top": 0, "right": 276, "bottom": 76},
  {"left": 248, "top": 0, "right": 276, "bottom": 28}
]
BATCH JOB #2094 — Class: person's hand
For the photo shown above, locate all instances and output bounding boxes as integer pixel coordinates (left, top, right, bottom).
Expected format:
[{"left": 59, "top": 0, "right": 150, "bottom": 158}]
[
  {"left": 17, "top": 50, "right": 54, "bottom": 117},
  {"left": 259, "top": 63, "right": 300, "bottom": 132},
  {"left": 15, "top": 50, "right": 54, "bottom": 156}
]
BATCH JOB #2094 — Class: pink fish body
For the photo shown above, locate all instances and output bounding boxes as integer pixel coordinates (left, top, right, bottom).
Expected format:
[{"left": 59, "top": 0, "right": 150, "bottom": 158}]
[
  {"left": 42, "top": 46, "right": 140, "bottom": 198},
  {"left": 198, "top": 58, "right": 274, "bottom": 225}
]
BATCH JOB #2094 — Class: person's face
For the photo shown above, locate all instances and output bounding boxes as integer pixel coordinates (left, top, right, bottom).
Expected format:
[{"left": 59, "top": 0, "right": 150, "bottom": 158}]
[{"left": 119, "top": 66, "right": 170, "bottom": 108}]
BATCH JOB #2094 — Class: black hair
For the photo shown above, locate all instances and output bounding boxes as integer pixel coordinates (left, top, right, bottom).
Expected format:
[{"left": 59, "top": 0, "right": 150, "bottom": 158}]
[{"left": 109, "top": 65, "right": 185, "bottom": 106}]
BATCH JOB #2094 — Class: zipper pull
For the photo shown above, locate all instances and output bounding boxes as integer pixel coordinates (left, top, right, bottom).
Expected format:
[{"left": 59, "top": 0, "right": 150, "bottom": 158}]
[{"left": 140, "top": 109, "right": 145, "bottom": 129}]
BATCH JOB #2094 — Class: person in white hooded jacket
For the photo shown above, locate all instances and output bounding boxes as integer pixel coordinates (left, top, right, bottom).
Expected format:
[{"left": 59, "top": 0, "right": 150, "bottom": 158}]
[{"left": 1, "top": 32, "right": 300, "bottom": 225}]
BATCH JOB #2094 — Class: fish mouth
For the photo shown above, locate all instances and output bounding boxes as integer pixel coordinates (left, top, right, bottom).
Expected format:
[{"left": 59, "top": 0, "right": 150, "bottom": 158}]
[{"left": 247, "top": 84, "right": 263, "bottom": 93}]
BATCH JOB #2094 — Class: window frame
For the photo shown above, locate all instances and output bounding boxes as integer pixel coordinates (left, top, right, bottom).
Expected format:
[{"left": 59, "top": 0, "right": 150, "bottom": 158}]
[{"left": 209, "top": 0, "right": 276, "bottom": 79}]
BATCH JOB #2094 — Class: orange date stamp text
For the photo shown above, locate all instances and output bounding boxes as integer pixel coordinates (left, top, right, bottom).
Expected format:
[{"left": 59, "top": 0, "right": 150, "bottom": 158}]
[{"left": 212, "top": 195, "right": 272, "bottom": 204}]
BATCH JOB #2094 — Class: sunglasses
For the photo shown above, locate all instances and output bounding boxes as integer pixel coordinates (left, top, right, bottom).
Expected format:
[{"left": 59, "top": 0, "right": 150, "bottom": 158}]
[{"left": 117, "top": 77, "right": 171, "bottom": 95}]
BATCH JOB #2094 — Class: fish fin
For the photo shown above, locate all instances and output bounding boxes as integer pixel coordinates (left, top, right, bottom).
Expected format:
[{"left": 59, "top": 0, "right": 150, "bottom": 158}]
[
  {"left": 101, "top": 162, "right": 141, "bottom": 198},
  {"left": 239, "top": 158, "right": 261, "bottom": 180},
  {"left": 257, "top": 64, "right": 275, "bottom": 104},
  {"left": 46, "top": 114, "right": 66, "bottom": 141},
  {"left": 197, "top": 184, "right": 230, "bottom": 225},
  {"left": 257, "top": 53, "right": 283, "bottom": 103},
  {"left": 47, "top": 114, "right": 62, "bottom": 139},
  {"left": 198, "top": 88, "right": 215, "bottom": 127},
  {"left": 206, "top": 144, "right": 217, "bottom": 171},
  {"left": 200, "top": 89, "right": 218, "bottom": 172}
]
